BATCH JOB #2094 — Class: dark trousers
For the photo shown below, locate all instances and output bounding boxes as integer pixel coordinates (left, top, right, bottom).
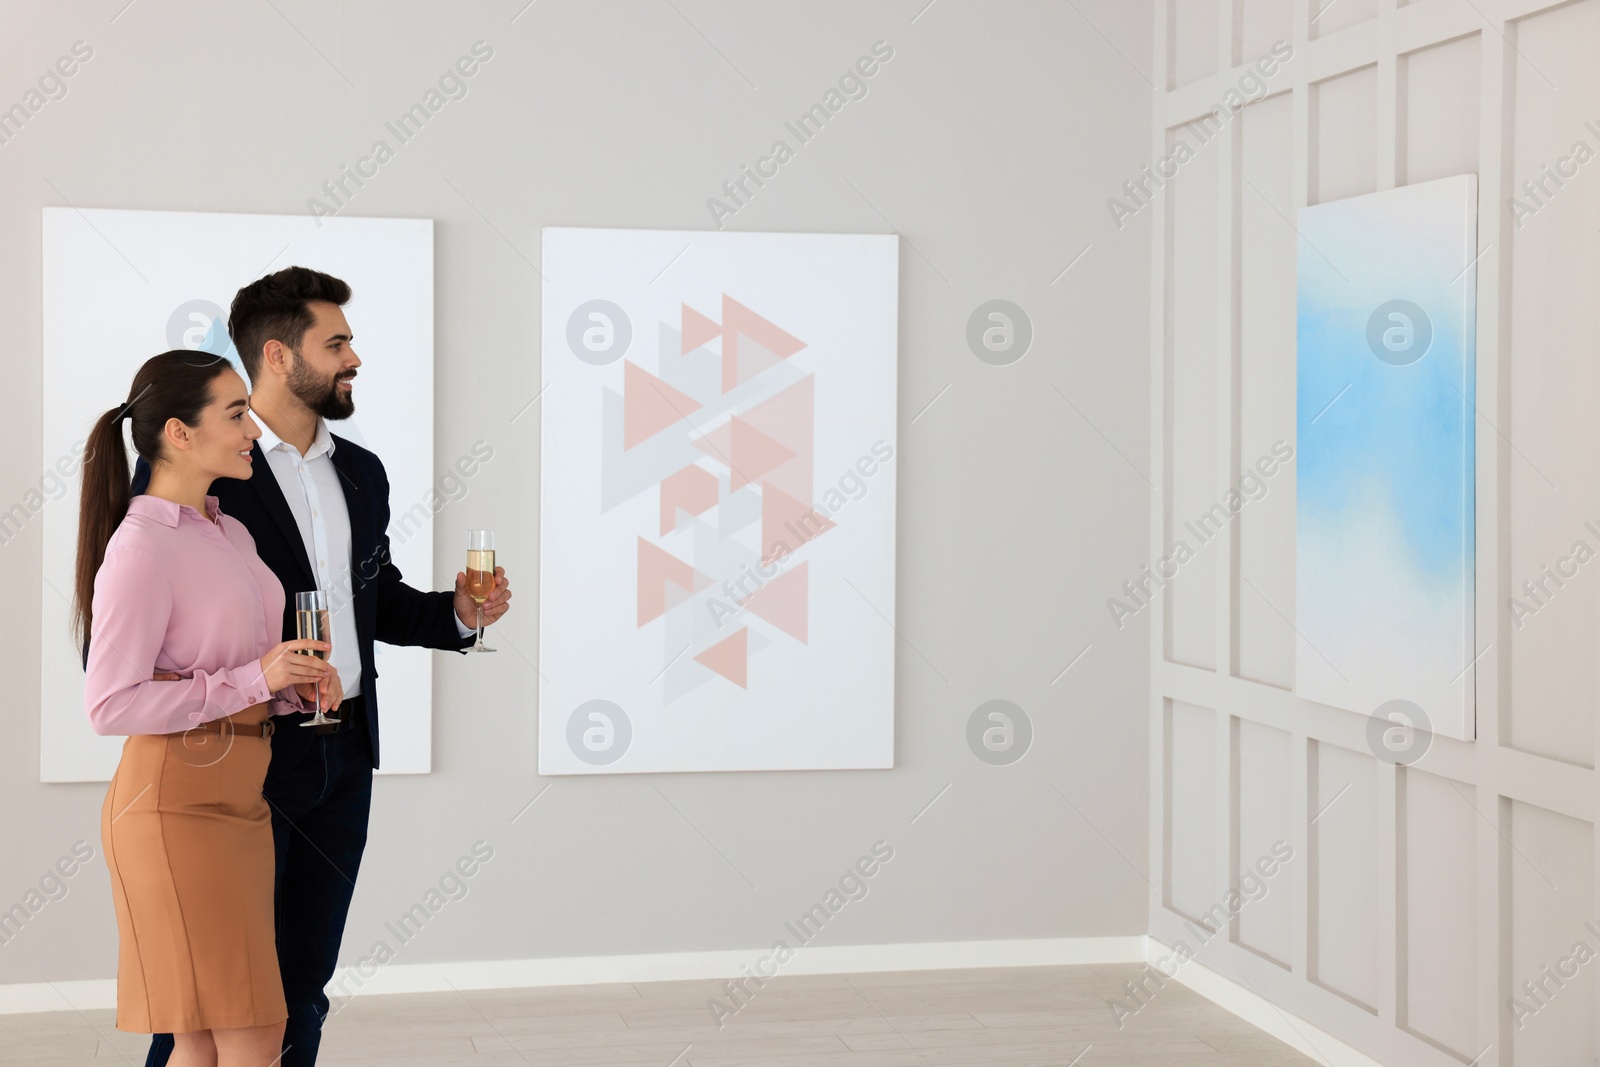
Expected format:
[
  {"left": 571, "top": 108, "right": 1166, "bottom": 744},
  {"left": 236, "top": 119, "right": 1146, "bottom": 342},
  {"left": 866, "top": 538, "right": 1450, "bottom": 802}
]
[{"left": 145, "top": 697, "right": 374, "bottom": 1067}]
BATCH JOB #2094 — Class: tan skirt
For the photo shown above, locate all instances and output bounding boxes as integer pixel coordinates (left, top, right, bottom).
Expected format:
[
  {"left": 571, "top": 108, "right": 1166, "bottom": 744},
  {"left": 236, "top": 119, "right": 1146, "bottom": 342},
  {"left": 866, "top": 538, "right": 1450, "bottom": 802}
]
[{"left": 99, "top": 705, "right": 286, "bottom": 1034}]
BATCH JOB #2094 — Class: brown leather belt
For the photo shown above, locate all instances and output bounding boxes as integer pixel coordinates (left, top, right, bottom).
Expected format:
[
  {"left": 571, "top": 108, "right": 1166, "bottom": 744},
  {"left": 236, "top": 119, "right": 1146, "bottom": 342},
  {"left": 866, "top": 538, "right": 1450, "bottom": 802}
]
[
  {"left": 188, "top": 719, "right": 275, "bottom": 738},
  {"left": 184, "top": 703, "right": 276, "bottom": 738}
]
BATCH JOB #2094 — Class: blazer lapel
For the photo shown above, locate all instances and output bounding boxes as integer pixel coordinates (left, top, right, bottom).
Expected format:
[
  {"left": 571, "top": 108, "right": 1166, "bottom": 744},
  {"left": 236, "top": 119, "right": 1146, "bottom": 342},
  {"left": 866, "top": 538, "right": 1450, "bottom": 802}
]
[
  {"left": 328, "top": 435, "right": 372, "bottom": 556},
  {"left": 247, "top": 441, "right": 317, "bottom": 589},
  {"left": 328, "top": 435, "right": 374, "bottom": 652}
]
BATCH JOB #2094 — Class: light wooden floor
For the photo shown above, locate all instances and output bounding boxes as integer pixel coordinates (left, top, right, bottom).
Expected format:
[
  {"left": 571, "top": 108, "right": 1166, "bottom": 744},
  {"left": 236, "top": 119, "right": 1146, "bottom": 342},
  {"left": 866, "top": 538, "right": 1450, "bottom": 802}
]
[{"left": 2, "top": 964, "right": 1320, "bottom": 1066}]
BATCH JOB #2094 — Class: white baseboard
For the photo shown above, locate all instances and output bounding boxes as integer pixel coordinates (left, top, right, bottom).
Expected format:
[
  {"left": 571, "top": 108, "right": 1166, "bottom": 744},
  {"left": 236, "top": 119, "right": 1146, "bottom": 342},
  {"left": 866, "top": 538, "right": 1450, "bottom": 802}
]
[
  {"left": 1146, "top": 939, "right": 1387, "bottom": 1067},
  {"left": 0, "top": 935, "right": 1146, "bottom": 1016}
]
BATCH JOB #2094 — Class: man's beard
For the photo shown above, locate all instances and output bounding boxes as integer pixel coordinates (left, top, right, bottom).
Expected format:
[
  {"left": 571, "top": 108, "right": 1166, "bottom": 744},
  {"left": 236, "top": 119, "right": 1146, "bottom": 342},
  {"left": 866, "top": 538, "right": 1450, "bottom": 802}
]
[{"left": 287, "top": 352, "right": 355, "bottom": 420}]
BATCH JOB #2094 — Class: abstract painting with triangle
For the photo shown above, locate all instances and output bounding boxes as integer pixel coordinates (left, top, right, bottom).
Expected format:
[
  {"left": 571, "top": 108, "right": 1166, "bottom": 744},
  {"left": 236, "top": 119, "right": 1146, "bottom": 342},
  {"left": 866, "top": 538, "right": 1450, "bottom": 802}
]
[{"left": 540, "top": 228, "right": 899, "bottom": 774}]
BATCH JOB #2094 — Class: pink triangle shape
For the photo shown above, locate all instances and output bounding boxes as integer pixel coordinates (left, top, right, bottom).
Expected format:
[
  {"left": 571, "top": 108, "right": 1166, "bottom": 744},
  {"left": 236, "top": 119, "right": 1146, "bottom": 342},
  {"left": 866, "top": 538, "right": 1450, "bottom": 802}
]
[
  {"left": 741, "top": 376, "right": 812, "bottom": 455},
  {"left": 695, "top": 627, "right": 748, "bottom": 688},
  {"left": 660, "top": 464, "right": 718, "bottom": 535},
  {"left": 745, "top": 562, "right": 808, "bottom": 643},
  {"left": 761, "top": 481, "right": 835, "bottom": 561},
  {"left": 624, "top": 361, "right": 702, "bottom": 451},
  {"left": 741, "top": 376, "right": 814, "bottom": 501},
  {"left": 682, "top": 304, "right": 722, "bottom": 353},
  {"left": 727, "top": 418, "right": 797, "bottom": 491},
  {"left": 637, "top": 537, "right": 712, "bottom": 627},
  {"left": 722, "top": 294, "right": 806, "bottom": 393}
]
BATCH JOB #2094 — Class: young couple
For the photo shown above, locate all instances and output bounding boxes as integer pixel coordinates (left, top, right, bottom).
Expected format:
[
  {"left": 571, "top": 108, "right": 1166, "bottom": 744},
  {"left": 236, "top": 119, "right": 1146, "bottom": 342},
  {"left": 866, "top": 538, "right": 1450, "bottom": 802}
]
[{"left": 74, "top": 267, "right": 513, "bottom": 1067}]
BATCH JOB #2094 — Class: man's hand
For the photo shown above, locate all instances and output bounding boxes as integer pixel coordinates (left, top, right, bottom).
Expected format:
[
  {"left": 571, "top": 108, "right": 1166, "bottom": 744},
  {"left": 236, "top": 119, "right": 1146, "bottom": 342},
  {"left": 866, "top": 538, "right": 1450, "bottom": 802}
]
[
  {"left": 454, "top": 566, "right": 511, "bottom": 631},
  {"left": 294, "top": 664, "right": 343, "bottom": 712}
]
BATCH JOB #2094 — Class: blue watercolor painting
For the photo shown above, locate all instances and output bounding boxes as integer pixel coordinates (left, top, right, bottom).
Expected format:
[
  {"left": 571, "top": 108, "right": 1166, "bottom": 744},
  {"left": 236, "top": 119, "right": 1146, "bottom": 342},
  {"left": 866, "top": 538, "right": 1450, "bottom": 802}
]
[{"left": 1294, "top": 176, "right": 1477, "bottom": 742}]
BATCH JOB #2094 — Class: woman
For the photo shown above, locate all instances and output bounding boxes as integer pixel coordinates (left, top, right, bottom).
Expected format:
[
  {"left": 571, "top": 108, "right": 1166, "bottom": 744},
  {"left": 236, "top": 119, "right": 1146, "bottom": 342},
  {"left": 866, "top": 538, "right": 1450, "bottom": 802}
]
[{"left": 75, "top": 351, "right": 343, "bottom": 1067}]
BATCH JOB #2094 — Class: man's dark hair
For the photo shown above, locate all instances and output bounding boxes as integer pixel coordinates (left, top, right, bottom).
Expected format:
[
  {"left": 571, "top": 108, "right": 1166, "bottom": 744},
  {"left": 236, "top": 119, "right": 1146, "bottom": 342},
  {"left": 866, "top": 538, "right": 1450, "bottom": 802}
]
[{"left": 229, "top": 266, "right": 352, "bottom": 380}]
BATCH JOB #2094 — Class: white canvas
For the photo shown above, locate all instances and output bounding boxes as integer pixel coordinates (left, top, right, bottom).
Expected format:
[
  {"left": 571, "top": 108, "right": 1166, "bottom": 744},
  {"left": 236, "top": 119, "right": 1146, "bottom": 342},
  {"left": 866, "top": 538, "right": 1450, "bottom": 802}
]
[
  {"left": 1294, "top": 177, "right": 1478, "bottom": 742},
  {"left": 40, "top": 207, "right": 436, "bottom": 780},
  {"left": 539, "top": 227, "right": 898, "bottom": 774}
]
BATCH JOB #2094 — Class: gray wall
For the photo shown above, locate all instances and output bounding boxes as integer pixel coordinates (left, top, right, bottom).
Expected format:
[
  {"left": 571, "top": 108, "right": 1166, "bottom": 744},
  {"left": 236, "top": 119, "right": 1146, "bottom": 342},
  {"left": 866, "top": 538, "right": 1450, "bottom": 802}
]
[{"left": 0, "top": 0, "right": 1152, "bottom": 984}]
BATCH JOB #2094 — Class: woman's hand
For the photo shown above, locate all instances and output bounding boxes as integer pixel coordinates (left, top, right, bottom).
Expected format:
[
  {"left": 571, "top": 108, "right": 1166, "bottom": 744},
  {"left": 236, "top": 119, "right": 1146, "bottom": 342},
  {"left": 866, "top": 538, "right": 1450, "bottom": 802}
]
[
  {"left": 260, "top": 640, "right": 332, "bottom": 693},
  {"left": 294, "top": 664, "right": 343, "bottom": 713}
]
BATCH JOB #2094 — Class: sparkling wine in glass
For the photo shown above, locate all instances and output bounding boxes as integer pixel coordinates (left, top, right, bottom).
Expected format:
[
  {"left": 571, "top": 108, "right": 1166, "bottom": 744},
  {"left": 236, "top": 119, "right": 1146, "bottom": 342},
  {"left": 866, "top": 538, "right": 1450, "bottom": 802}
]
[
  {"left": 294, "top": 590, "right": 336, "bottom": 726},
  {"left": 466, "top": 530, "right": 496, "bottom": 653}
]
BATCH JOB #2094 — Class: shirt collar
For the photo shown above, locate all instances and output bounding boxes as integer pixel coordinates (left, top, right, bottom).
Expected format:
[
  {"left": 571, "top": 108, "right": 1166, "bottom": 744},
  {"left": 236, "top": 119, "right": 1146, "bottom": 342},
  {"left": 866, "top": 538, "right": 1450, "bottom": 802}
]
[
  {"left": 253, "top": 408, "right": 336, "bottom": 462},
  {"left": 128, "top": 494, "right": 222, "bottom": 528}
]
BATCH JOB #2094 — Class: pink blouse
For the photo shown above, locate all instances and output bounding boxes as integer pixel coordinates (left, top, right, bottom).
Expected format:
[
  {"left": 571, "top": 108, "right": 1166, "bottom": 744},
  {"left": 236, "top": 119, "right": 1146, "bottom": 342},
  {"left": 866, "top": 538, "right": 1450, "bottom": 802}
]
[{"left": 84, "top": 494, "right": 305, "bottom": 735}]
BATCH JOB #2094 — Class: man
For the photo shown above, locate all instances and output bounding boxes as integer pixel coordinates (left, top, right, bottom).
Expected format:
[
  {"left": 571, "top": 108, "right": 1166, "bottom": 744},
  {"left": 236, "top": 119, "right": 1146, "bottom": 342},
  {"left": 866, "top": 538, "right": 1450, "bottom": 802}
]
[{"left": 135, "top": 266, "right": 512, "bottom": 1067}]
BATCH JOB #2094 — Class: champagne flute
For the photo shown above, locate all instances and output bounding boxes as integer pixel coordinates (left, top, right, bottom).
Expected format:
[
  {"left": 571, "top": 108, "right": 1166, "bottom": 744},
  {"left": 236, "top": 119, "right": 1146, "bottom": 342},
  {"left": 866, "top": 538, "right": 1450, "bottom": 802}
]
[
  {"left": 466, "top": 530, "right": 497, "bottom": 653},
  {"left": 294, "top": 590, "right": 336, "bottom": 726}
]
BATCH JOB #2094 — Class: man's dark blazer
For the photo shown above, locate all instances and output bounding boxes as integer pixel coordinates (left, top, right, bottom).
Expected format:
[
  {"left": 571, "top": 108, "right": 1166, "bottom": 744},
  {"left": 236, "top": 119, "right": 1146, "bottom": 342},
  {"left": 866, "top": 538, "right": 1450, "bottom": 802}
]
[{"left": 127, "top": 433, "right": 470, "bottom": 768}]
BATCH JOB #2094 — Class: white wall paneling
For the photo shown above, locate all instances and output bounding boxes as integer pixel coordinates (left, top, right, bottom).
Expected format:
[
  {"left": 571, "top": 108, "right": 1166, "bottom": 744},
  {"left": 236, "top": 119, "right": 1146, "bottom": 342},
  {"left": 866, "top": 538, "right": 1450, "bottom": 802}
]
[{"left": 1150, "top": 1, "right": 1600, "bottom": 1063}]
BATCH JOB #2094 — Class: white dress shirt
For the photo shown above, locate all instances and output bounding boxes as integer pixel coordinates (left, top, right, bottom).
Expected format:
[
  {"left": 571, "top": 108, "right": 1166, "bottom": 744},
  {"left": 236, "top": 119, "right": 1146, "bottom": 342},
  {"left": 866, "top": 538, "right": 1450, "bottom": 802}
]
[{"left": 254, "top": 412, "right": 476, "bottom": 702}]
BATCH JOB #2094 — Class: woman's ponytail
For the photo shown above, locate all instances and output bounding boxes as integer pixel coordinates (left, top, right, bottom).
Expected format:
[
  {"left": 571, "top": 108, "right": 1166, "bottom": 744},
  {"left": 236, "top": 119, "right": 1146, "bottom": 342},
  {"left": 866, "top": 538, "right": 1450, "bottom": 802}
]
[
  {"left": 73, "top": 404, "right": 133, "bottom": 648},
  {"left": 73, "top": 351, "right": 232, "bottom": 651}
]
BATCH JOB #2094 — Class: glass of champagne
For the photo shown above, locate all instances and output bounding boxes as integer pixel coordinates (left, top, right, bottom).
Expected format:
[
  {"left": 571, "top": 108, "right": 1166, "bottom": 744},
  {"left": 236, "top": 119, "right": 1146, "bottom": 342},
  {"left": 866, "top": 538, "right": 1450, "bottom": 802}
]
[
  {"left": 466, "top": 530, "right": 497, "bottom": 653},
  {"left": 294, "top": 590, "right": 336, "bottom": 726}
]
